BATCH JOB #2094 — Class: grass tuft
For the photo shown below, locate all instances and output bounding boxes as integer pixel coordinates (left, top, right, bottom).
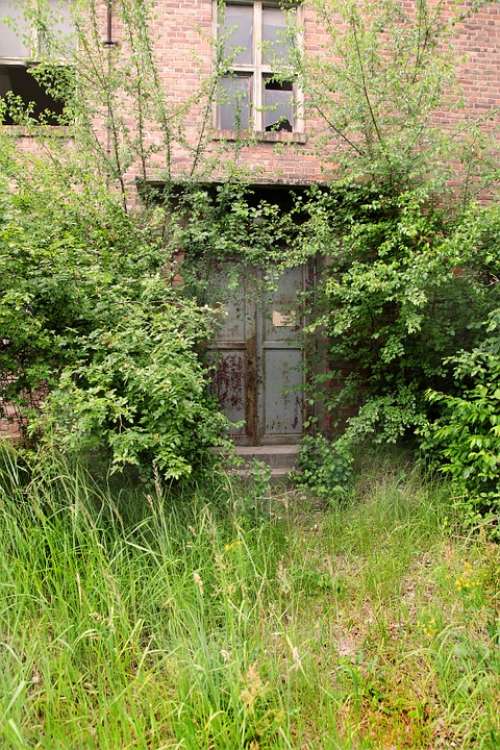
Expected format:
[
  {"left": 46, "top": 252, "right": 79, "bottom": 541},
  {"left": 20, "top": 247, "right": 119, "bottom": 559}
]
[{"left": 0, "top": 446, "right": 498, "bottom": 749}]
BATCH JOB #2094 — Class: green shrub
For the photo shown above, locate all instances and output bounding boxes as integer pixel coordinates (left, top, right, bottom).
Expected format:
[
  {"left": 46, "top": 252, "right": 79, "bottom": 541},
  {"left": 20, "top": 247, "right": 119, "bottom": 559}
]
[
  {"left": 0, "top": 150, "right": 226, "bottom": 480},
  {"left": 424, "top": 310, "right": 500, "bottom": 536},
  {"left": 294, "top": 190, "right": 499, "bottom": 509},
  {"left": 0, "top": 153, "right": 158, "bottom": 421},
  {"left": 38, "top": 292, "right": 227, "bottom": 480},
  {"left": 294, "top": 434, "right": 354, "bottom": 500}
]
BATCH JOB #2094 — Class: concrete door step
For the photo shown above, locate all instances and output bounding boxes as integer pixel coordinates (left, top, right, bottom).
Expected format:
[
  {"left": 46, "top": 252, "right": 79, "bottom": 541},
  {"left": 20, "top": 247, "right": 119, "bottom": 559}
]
[{"left": 232, "top": 444, "right": 299, "bottom": 479}]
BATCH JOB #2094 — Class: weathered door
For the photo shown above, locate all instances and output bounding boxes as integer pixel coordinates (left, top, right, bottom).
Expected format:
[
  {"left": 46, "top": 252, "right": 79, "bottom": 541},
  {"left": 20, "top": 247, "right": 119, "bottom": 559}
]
[
  {"left": 208, "top": 264, "right": 305, "bottom": 445},
  {"left": 257, "top": 266, "right": 304, "bottom": 444},
  {"left": 207, "top": 266, "right": 258, "bottom": 445}
]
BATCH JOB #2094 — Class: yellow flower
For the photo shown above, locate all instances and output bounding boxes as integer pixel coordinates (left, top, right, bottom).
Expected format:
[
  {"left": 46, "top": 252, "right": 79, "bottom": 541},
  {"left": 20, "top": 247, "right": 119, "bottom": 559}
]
[{"left": 224, "top": 540, "right": 242, "bottom": 552}]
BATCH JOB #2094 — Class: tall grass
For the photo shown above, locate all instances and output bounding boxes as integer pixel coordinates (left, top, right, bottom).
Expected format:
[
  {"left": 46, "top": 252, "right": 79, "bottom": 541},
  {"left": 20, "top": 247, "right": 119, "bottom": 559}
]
[{"left": 0, "top": 446, "right": 498, "bottom": 749}]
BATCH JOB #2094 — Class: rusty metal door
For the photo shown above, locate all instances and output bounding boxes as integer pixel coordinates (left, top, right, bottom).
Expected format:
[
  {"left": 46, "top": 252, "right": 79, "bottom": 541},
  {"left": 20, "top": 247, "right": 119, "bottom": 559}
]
[
  {"left": 209, "top": 264, "right": 305, "bottom": 445},
  {"left": 256, "top": 266, "right": 305, "bottom": 444},
  {"left": 207, "top": 266, "right": 258, "bottom": 445}
]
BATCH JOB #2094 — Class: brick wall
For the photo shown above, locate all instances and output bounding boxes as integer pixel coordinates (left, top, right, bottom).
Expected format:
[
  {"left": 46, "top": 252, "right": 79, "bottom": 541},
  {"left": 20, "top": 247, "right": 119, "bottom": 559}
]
[
  {"left": 4, "top": 1, "right": 498, "bottom": 187},
  {"left": 139, "top": 0, "right": 499, "bottom": 186}
]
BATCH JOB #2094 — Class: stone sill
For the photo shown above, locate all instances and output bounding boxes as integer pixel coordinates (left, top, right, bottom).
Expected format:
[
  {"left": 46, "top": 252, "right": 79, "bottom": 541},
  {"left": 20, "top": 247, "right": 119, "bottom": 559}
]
[
  {"left": 1, "top": 125, "right": 72, "bottom": 138},
  {"left": 212, "top": 129, "right": 307, "bottom": 144}
]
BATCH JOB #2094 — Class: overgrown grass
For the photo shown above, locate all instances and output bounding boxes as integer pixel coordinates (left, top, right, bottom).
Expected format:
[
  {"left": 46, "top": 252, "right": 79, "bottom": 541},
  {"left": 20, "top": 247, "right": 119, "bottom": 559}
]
[{"left": 0, "top": 447, "right": 498, "bottom": 749}]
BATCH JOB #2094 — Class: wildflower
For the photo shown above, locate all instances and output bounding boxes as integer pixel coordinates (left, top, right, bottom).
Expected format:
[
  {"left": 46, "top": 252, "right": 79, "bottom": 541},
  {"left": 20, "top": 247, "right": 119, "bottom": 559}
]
[
  {"left": 454, "top": 561, "right": 477, "bottom": 592},
  {"left": 418, "top": 616, "right": 438, "bottom": 639},
  {"left": 224, "top": 540, "right": 242, "bottom": 552}
]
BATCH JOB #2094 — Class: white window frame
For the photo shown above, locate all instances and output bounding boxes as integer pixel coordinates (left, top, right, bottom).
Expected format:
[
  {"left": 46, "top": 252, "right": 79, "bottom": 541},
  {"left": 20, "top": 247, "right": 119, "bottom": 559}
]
[
  {"left": 1, "top": 11, "right": 40, "bottom": 67},
  {"left": 0, "top": 2, "right": 75, "bottom": 127},
  {"left": 214, "top": 0, "right": 304, "bottom": 134},
  {"left": 0, "top": 2, "right": 72, "bottom": 67}
]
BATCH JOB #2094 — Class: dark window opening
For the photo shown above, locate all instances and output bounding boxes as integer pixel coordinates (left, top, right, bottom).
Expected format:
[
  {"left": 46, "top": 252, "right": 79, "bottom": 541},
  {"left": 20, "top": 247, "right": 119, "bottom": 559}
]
[
  {"left": 0, "top": 63, "right": 64, "bottom": 124},
  {"left": 263, "top": 77, "right": 294, "bottom": 132}
]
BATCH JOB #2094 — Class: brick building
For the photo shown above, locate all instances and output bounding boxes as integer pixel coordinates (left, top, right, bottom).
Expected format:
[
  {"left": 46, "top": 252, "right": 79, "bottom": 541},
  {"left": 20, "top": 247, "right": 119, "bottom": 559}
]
[
  {"left": 3, "top": 1, "right": 498, "bottom": 183},
  {"left": 1, "top": 0, "right": 499, "bottom": 446},
  {"left": 139, "top": 0, "right": 500, "bottom": 185}
]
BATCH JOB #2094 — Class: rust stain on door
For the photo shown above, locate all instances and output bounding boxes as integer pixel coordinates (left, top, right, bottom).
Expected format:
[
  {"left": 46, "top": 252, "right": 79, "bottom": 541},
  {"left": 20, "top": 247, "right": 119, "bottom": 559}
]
[
  {"left": 245, "top": 333, "right": 257, "bottom": 443},
  {"left": 213, "top": 353, "right": 244, "bottom": 410}
]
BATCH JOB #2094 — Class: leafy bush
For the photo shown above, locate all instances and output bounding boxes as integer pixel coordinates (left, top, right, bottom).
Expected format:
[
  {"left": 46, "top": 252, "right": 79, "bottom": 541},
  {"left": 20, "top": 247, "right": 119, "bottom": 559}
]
[
  {"left": 38, "top": 291, "right": 226, "bottom": 480},
  {"left": 287, "top": 0, "right": 498, "bottom": 514},
  {"left": 423, "top": 310, "right": 500, "bottom": 536},
  {"left": 293, "top": 188, "right": 499, "bottom": 506},
  {"left": 294, "top": 434, "right": 354, "bottom": 500},
  {"left": 0, "top": 151, "right": 157, "bottom": 418},
  {"left": 0, "top": 148, "right": 226, "bottom": 480},
  {"left": 305, "top": 190, "right": 498, "bottom": 430}
]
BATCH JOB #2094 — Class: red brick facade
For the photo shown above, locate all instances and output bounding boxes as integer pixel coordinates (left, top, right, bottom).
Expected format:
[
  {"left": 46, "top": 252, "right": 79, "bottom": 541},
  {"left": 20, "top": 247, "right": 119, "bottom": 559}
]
[
  {"left": 2, "top": 2, "right": 498, "bottom": 193},
  {"left": 139, "top": 0, "right": 499, "bottom": 186}
]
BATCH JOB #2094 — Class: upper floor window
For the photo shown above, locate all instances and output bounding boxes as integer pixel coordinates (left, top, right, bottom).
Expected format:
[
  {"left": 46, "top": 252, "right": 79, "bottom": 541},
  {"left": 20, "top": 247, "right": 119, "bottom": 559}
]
[
  {"left": 216, "top": 1, "right": 301, "bottom": 134},
  {"left": 0, "top": 0, "right": 73, "bottom": 125}
]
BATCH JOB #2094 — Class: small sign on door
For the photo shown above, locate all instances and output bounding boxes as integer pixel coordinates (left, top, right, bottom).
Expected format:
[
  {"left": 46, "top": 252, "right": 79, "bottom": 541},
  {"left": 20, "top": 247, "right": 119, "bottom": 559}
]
[{"left": 272, "top": 309, "right": 297, "bottom": 327}]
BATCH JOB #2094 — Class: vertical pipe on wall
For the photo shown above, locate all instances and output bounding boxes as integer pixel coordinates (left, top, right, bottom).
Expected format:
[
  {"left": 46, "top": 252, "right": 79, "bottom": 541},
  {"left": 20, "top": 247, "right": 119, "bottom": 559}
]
[
  {"left": 103, "top": 0, "right": 114, "bottom": 162},
  {"left": 105, "top": 0, "right": 113, "bottom": 47}
]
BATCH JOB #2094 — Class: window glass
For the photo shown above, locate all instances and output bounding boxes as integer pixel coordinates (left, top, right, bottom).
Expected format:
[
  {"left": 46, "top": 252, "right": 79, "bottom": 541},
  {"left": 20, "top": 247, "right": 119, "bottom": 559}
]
[
  {"left": 39, "top": 0, "right": 76, "bottom": 56},
  {"left": 48, "top": 0, "right": 73, "bottom": 35},
  {"left": 218, "top": 75, "right": 252, "bottom": 130},
  {"left": 262, "top": 6, "right": 292, "bottom": 65},
  {"left": 0, "top": 0, "right": 30, "bottom": 58},
  {"left": 219, "top": 4, "right": 253, "bottom": 66},
  {"left": 263, "top": 77, "right": 293, "bottom": 132}
]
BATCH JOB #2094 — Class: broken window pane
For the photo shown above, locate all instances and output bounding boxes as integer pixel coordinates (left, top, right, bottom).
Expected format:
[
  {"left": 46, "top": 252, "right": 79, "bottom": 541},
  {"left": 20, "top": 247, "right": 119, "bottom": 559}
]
[
  {"left": 0, "top": 63, "right": 64, "bottom": 124},
  {"left": 219, "top": 3, "right": 253, "bottom": 66},
  {"left": 263, "top": 77, "right": 294, "bottom": 132},
  {"left": 262, "top": 6, "right": 293, "bottom": 65},
  {"left": 218, "top": 75, "right": 251, "bottom": 130},
  {"left": 0, "top": 0, "right": 30, "bottom": 59}
]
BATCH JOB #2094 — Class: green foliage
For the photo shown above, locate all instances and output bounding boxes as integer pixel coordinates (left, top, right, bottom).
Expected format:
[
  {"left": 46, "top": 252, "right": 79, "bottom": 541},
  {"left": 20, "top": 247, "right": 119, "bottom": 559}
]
[
  {"left": 286, "top": 0, "right": 498, "bottom": 517},
  {"left": 294, "top": 433, "right": 354, "bottom": 499},
  {"left": 299, "top": 0, "right": 498, "bottom": 194},
  {"left": 424, "top": 310, "right": 500, "bottom": 535},
  {"left": 1, "top": 0, "right": 498, "bottom": 512},
  {"left": 0, "top": 148, "right": 225, "bottom": 480},
  {"left": 0, "top": 447, "right": 498, "bottom": 748},
  {"left": 294, "top": 188, "right": 499, "bottom": 508},
  {"left": 40, "top": 295, "right": 226, "bottom": 480},
  {"left": 158, "top": 182, "right": 299, "bottom": 301},
  {"left": 305, "top": 189, "right": 498, "bottom": 419},
  {"left": 0, "top": 152, "right": 153, "bottom": 414}
]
